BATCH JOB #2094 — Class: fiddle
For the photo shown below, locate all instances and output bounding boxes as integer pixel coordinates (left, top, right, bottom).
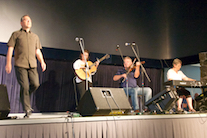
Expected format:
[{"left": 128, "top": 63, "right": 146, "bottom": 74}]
[
  {"left": 122, "top": 59, "right": 145, "bottom": 82},
  {"left": 126, "top": 61, "right": 145, "bottom": 72}
]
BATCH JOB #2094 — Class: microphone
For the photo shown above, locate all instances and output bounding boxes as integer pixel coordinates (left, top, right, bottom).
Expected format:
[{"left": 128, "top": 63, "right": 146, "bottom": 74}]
[
  {"left": 75, "top": 37, "right": 79, "bottom": 41},
  {"left": 116, "top": 45, "right": 120, "bottom": 51},
  {"left": 125, "top": 42, "right": 136, "bottom": 46},
  {"left": 75, "top": 37, "right": 83, "bottom": 42}
]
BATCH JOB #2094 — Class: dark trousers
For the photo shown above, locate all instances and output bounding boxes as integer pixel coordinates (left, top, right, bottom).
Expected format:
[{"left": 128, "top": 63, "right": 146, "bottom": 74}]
[
  {"left": 177, "top": 87, "right": 191, "bottom": 98},
  {"left": 76, "top": 81, "right": 92, "bottom": 103},
  {"left": 15, "top": 66, "right": 40, "bottom": 111}
]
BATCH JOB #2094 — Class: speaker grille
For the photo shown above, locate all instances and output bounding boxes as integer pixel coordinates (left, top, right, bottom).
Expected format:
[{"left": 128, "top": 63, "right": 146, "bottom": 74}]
[{"left": 77, "top": 87, "right": 132, "bottom": 116}]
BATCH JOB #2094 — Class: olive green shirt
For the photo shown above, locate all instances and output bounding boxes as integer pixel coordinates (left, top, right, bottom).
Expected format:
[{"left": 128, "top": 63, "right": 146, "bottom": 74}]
[{"left": 7, "top": 29, "right": 42, "bottom": 68}]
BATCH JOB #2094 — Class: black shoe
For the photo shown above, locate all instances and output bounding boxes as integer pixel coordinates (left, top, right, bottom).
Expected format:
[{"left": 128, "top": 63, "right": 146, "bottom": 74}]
[{"left": 24, "top": 110, "right": 32, "bottom": 118}]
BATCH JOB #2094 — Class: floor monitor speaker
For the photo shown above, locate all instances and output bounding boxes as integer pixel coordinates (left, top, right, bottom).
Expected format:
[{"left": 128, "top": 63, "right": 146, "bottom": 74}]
[
  {"left": 145, "top": 88, "right": 179, "bottom": 113},
  {"left": 0, "top": 84, "right": 10, "bottom": 119},
  {"left": 77, "top": 87, "right": 132, "bottom": 116},
  {"left": 194, "top": 91, "right": 207, "bottom": 111}
]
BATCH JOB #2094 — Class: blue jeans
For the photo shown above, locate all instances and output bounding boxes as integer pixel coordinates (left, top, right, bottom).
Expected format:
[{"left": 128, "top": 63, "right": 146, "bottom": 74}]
[{"left": 123, "top": 86, "right": 152, "bottom": 110}]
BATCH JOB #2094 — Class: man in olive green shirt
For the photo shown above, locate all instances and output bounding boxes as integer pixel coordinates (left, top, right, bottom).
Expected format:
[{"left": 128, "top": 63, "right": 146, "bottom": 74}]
[{"left": 5, "top": 15, "right": 46, "bottom": 118}]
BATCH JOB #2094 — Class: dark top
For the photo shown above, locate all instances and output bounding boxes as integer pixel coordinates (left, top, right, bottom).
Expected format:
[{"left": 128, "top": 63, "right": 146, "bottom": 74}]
[
  {"left": 7, "top": 29, "right": 42, "bottom": 68},
  {"left": 115, "top": 67, "right": 138, "bottom": 88}
]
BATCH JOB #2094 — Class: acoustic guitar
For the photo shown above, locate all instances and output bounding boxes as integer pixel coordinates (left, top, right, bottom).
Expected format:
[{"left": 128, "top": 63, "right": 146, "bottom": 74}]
[{"left": 75, "top": 54, "right": 110, "bottom": 80}]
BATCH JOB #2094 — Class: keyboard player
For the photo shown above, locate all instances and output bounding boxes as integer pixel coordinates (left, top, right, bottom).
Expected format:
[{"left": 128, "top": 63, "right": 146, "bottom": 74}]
[{"left": 167, "top": 58, "right": 196, "bottom": 113}]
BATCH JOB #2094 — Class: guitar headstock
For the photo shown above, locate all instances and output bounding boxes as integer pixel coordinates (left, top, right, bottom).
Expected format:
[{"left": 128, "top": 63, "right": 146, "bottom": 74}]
[
  {"left": 96, "top": 54, "right": 110, "bottom": 63},
  {"left": 104, "top": 54, "right": 110, "bottom": 59}
]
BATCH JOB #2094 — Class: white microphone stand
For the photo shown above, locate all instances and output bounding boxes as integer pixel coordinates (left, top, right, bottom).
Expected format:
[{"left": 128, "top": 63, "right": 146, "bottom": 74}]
[
  {"left": 116, "top": 45, "right": 129, "bottom": 100},
  {"left": 126, "top": 78, "right": 129, "bottom": 99},
  {"left": 130, "top": 43, "right": 151, "bottom": 113},
  {"left": 77, "top": 38, "right": 91, "bottom": 91}
]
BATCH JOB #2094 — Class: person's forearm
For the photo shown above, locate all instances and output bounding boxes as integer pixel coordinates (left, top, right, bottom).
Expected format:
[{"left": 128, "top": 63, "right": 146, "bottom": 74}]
[
  {"left": 6, "top": 47, "right": 14, "bottom": 65},
  {"left": 183, "top": 77, "right": 196, "bottom": 81},
  {"left": 5, "top": 47, "right": 14, "bottom": 74},
  {"left": 113, "top": 75, "right": 123, "bottom": 81},
  {"left": 134, "top": 67, "right": 140, "bottom": 78},
  {"left": 36, "top": 49, "right": 44, "bottom": 63},
  {"left": 36, "top": 49, "right": 46, "bottom": 72}
]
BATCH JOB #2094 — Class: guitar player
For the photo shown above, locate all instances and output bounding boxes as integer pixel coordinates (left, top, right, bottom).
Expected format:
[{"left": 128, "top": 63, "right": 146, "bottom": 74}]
[{"left": 73, "top": 49, "right": 99, "bottom": 103}]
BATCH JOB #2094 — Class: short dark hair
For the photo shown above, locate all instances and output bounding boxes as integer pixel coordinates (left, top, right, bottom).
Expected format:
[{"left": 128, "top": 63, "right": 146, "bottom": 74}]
[{"left": 20, "top": 15, "right": 30, "bottom": 22}]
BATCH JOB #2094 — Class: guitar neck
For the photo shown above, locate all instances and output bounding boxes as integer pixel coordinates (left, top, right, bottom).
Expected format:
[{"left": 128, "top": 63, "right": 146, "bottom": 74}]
[{"left": 89, "top": 55, "right": 109, "bottom": 68}]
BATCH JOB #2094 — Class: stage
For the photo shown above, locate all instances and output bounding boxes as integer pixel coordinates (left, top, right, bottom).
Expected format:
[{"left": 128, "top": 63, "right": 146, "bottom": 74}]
[{"left": 0, "top": 112, "right": 207, "bottom": 138}]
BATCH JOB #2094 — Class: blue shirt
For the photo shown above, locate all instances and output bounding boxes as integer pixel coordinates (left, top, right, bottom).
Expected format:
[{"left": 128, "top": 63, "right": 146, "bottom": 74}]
[{"left": 115, "top": 67, "right": 138, "bottom": 88}]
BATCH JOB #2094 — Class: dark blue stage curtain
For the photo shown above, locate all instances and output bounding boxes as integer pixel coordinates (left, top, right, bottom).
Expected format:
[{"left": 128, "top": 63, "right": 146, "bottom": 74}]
[{"left": 0, "top": 55, "right": 162, "bottom": 113}]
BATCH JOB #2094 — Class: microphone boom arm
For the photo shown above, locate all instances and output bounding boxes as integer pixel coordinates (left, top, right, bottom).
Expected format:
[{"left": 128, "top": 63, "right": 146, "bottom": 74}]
[
  {"left": 116, "top": 45, "right": 124, "bottom": 62},
  {"left": 131, "top": 45, "right": 151, "bottom": 82}
]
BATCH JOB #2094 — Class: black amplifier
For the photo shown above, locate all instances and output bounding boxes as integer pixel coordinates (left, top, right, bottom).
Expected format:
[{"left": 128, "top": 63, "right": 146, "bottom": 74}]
[{"left": 145, "top": 88, "right": 179, "bottom": 113}]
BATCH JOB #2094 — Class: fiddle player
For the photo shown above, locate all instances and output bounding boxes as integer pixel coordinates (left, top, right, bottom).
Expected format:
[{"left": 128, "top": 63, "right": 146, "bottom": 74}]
[
  {"left": 113, "top": 56, "right": 152, "bottom": 112},
  {"left": 167, "top": 58, "right": 196, "bottom": 113},
  {"left": 73, "top": 49, "right": 99, "bottom": 103}
]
